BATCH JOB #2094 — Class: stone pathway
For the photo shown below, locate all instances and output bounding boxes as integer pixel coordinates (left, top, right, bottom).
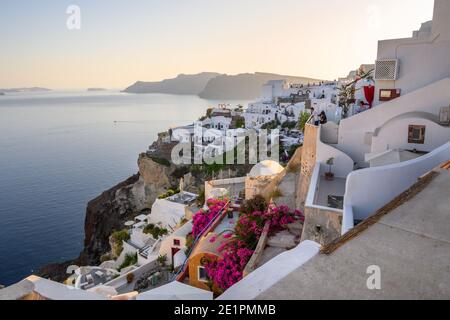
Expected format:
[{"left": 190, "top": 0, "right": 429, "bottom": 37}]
[
  {"left": 256, "top": 221, "right": 304, "bottom": 270},
  {"left": 273, "top": 171, "right": 297, "bottom": 209}
]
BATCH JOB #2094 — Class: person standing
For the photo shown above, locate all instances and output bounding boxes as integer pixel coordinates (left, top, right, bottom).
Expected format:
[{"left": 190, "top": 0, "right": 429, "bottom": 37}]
[
  {"left": 320, "top": 111, "right": 328, "bottom": 124},
  {"left": 311, "top": 108, "right": 320, "bottom": 126}
]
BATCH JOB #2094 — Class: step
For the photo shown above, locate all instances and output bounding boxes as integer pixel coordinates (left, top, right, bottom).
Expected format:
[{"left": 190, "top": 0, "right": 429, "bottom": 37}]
[
  {"left": 287, "top": 221, "right": 303, "bottom": 232},
  {"left": 267, "top": 230, "right": 298, "bottom": 249}
]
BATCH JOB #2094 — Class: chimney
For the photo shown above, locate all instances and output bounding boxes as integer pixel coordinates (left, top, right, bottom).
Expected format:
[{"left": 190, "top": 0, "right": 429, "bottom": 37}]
[{"left": 431, "top": 0, "right": 450, "bottom": 40}]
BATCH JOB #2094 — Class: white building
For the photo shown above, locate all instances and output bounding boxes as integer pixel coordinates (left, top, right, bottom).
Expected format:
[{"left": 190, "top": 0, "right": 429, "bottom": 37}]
[
  {"left": 158, "top": 220, "right": 193, "bottom": 266},
  {"left": 148, "top": 192, "right": 198, "bottom": 230},
  {"left": 300, "top": 0, "right": 450, "bottom": 244},
  {"left": 373, "top": 0, "right": 450, "bottom": 106}
]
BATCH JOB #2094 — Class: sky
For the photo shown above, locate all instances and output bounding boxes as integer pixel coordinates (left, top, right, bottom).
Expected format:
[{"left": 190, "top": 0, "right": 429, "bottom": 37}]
[{"left": 0, "top": 0, "right": 435, "bottom": 89}]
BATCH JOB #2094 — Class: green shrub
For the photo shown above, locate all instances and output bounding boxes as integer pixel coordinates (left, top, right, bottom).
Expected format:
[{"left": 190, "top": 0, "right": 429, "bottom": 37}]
[
  {"left": 100, "top": 253, "right": 112, "bottom": 263},
  {"left": 111, "top": 230, "right": 130, "bottom": 258},
  {"left": 281, "top": 121, "right": 297, "bottom": 129},
  {"left": 186, "top": 233, "right": 194, "bottom": 251},
  {"left": 197, "top": 189, "right": 205, "bottom": 206},
  {"left": 157, "top": 254, "right": 167, "bottom": 266},
  {"left": 158, "top": 188, "right": 180, "bottom": 199},
  {"left": 298, "top": 111, "right": 311, "bottom": 132},
  {"left": 172, "top": 166, "right": 190, "bottom": 179},
  {"left": 240, "top": 195, "right": 268, "bottom": 215},
  {"left": 271, "top": 188, "right": 283, "bottom": 199},
  {"left": 145, "top": 225, "right": 169, "bottom": 239},
  {"left": 261, "top": 120, "right": 279, "bottom": 130},
  {"left": 150, "top": 156, "right": 171, "bottom": 167},
  {"left": 119, "top": 253, "right": 138, "bottom": 271},
  {"left": 143, "top": 224, "right": 155, "bottom": 234},
  {"left": 111, "top": 230, "right": 130, "bottom": 243},
  {"left": 235, "top": 117, "right": 245, "bottom": 129}
]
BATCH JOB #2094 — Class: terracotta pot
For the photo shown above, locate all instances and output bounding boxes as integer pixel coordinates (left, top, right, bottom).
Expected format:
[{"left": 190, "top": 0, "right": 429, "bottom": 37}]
[{"left": 325, "top": 172, "right": 335, "bottom": 181}]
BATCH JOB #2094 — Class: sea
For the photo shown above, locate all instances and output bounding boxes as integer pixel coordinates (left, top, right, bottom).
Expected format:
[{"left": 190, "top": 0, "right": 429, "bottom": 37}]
[{"left": 0, "top": 90, "right": 249, "bottom": 286}]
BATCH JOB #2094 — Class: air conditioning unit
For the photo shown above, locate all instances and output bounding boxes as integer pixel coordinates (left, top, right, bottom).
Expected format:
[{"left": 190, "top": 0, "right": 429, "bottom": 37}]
[{"left": 374, "top": 59, "right": 399, "bottom": 81}]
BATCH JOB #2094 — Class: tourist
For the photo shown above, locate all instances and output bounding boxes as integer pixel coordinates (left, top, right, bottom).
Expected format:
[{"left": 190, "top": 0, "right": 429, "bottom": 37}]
[
  {"left": 357, "top": 101, "right": 367, "bottom": 113},
  {"left": 311, "top": 108, "right": 320, "bottom": 126},
  {"left": 320, "top": 111, "right": 328, "bottom": 124}
]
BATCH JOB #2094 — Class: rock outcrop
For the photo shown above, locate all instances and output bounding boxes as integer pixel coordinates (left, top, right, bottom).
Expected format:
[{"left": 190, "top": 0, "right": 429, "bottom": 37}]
[
  {"left": 123, "top": 72, "right": 221, "bottom": 95},
  {"left": 38, "top": 154, "right": 177, "bottom": 281}
]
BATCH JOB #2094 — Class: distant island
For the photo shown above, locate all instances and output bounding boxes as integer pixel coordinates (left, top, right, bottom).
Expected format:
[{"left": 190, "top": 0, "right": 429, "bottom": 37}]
[
  {"left": 87, "top": 88, "right": 107, "bottom": 92},
  {"left": 0, "top": 87, "right": 51, "bottom": 93},
  {"left": 199, "top": 72, "right": 323, "bottom": 100},
  {"left": 0, "top": 92, "right": 5, "bottom": 96},
  {"left": 124, "top": 72, "right": 221, "bottom": 95},
  {"left": 123, "top": 72, "right": 322, "bottom": 100}
]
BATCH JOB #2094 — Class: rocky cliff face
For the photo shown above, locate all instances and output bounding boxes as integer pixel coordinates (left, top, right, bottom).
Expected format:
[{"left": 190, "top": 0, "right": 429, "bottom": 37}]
[
  {"left": 38, "top": 154, "right": 176, "bottom": 281},
  {"left": 80, "top": 154, "right": 181, "bottom": 265}
]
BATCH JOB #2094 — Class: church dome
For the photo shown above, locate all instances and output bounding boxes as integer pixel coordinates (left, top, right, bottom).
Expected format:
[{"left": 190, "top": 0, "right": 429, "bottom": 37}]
[{"left": 249, "top": 160, "right": 284, "bottom": 177}]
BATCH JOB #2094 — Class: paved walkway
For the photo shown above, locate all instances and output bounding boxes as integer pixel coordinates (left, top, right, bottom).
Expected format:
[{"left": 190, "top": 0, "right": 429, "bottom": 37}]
[{"left": 258, "top": 169, "right": 450, "bottom": 299}]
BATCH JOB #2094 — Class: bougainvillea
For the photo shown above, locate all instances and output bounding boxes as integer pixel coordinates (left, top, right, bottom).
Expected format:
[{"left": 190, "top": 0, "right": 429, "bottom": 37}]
[
  {"left": 205, "top": 201, "right": 304, "bottom": 292},
  {"left": 205, "top": 239, "right": 254, "bottom": 291},
  {"left": 192, "top": 199, "right": 228, "bottom": 237}
]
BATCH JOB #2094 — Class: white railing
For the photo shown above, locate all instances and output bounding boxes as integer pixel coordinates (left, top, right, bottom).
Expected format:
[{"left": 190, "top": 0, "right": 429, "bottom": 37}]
[
  {"left": 305, "top": 162, "right": 344, "bottom": 213},
  {"left": 344, "top": 141, "right": 450, "bottom": 223},
  {"left": 341, "top": 203, "right": 354, "bottom": 234}
]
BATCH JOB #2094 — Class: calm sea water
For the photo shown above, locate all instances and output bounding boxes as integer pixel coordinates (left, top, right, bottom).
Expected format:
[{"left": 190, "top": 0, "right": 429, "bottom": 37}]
[{"left": 0, "top": 91, "right": 248, "bottom": 286}]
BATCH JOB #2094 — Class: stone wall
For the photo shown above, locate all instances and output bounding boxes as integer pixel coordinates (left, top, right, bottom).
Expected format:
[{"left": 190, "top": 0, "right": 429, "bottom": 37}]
[
  {"left": 296, "top": 124, "right": 318, "bottom": 209},
  {"left": 245, "top": 176, "right": 274, "bottom": 200},
  {"left": 300, "top": 206, "right": 342, "bottom": 246}
]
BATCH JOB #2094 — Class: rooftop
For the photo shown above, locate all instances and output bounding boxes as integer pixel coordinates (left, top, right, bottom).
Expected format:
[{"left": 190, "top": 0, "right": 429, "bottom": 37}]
[
  {"left": 225, "top": 167, "right": 450, "bottom": 299},
  {"left": 249, "top": 160, "right": 284, "bottom": 178},
  {"left": 166, "top": 191, "right": 198, "bottom": 205}
]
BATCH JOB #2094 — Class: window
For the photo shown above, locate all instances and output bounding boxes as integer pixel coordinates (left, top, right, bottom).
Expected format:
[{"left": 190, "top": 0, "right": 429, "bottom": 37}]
[
  {"left": 173, "top": 239, "right": 180, "bottom": 246},
  {"left": 408, "top": 125, "right": 426, "bottom": 144},
  {"left": 379, "top": 89, "right": 401, "bottom": 101},
  {"left": 198, "top": 266, "right": 209, "bottom": 282}
]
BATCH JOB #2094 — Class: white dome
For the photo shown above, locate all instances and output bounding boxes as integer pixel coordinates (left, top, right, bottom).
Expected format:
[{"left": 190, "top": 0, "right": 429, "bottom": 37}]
[{"left": 249, "top": 160, "right": 284, "bottom": 177}]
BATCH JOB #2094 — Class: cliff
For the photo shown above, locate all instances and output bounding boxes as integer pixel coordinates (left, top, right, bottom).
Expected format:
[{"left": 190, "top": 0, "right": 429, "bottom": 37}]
[
  {"left": 38, "top": 154, "right": 177, "bottom": 281},
  {"left": 0, "top": 87, "right": 51, "bottom": 93},
  {"left": 123, "top": 72, "right": 323, "bottom": 99},
  {"left": 198, "top": 72, "right": 323, "bottom": 100},
  {"left": 123, "top": 72, "right": 221, "bottom": 95},
  {"left": 38, "top": 143, "right": 252, "bottom": 282}
]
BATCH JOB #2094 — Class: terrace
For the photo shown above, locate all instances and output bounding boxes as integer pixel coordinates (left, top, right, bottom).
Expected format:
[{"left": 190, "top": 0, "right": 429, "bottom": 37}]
[
  {"left": 74, "top": 267, "right": 120, "bottom": 290},
  {"left": 166, "top": 191, "right": 198, "bottom": 205}
]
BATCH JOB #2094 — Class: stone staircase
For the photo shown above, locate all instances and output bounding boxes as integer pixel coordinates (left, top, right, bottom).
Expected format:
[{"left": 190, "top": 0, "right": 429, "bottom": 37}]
[
  {"left": 272, "top": 171, "right": 297, "bottom": 209},
  {"left": 257, "top": 221, "right": 304, "bottom": 267}
]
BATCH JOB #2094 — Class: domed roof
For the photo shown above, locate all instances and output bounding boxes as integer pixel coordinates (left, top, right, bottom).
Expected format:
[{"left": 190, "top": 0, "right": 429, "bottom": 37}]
[{"left": 249, "top": 160, "right": 284, "bottom": 177}]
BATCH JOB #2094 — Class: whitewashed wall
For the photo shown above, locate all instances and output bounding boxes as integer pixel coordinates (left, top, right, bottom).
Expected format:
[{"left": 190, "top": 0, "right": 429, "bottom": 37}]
[
  {"left": 344, "top": 141, "right": 450, "bottom": 222},
  {"left": 374, "top": 0, "right": 450, "bottom": 105},
  {"left": 316, "top": 126, "right": 354, "bottom": 178},
  {"left": 371, "top": 116, "right": 450, "bottom": 154},
  {"left": 337, "top": 77, "right": 450, "bottom": 165}
]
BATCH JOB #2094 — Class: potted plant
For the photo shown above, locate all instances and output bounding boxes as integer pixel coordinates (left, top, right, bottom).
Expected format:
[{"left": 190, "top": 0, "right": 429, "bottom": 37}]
[
  {"left": 157, "top": 254, "right": 167, "bottom": 267},
  {"left": 325, "top": 157, "right": 335, "bottom": 181},
  {"left": 126, "top": 272, "right": 134, "bottom": 284}
]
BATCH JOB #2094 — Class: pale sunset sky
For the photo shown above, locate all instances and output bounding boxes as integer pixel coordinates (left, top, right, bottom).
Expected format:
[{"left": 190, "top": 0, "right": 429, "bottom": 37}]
[{"left": 0, "top": 0, "right": 434, "bottom": 89}]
